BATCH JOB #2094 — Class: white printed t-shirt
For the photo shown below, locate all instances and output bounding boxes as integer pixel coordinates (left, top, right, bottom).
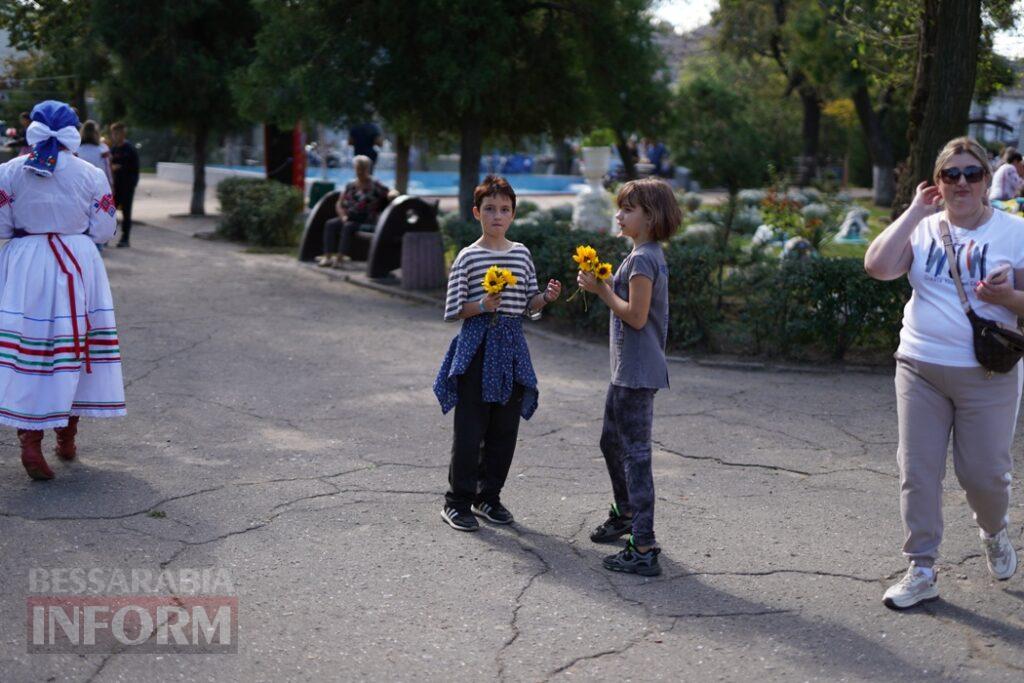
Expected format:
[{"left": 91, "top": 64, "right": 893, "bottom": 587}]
[{"left": 898, "top": 209, "right": 1024, "bottom": 367}]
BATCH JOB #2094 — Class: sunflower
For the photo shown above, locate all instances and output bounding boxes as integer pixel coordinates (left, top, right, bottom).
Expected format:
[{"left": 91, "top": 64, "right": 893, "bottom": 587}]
[
  {"left": 482, "top": 265, "right": 505, "bottom": 294},
  {"left": 595, "top": 262, "right": 613, "bottom": 280},
  {"left": 499, "top": 268, "right": 517, "bottom": 288},
  {"left": 573, "top": 245, "right": 598, "bottom": 272}
]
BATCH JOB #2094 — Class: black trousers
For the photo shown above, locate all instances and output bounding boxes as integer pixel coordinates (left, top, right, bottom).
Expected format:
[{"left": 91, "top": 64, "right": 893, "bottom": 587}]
[
  {"left": 114, "top": 184, "right": 135, "bottom": 242},
  {"left": 323, "top": 218, "right": 370, "bottom": 256},
  {"left": 445, "top": 346, "right": 524, "bottom": 510}
]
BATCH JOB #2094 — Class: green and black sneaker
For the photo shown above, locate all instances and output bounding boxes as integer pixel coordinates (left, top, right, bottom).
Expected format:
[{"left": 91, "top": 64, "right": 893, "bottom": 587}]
[
  {"left": 590, "top": 503, "right": 633, "bottom": 543},
  {"left": 602, "top": 536, "right": 661, "bottom": 576}
]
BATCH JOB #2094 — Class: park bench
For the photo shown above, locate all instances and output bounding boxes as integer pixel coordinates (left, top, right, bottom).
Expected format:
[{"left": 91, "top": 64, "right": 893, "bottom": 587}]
[{"left": 298, "top": 191, "right": 444, "bottom": 286}]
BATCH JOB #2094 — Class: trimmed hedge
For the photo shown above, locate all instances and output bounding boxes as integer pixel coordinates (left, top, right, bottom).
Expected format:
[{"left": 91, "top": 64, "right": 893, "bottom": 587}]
[
  {"left": 440, "top": 213, "right": 910, "bottom": 362},
  {"left": 216, "top": 177, "right": 304, "bottom": 247}
]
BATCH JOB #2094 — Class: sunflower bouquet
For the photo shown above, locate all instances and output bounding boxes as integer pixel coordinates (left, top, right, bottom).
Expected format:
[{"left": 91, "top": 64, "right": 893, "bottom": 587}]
[
  {"left": 567, "top": 245, "right": 613, "bottom": 310},
  {"left": 480, "top": 265, "right": 517, "bottom": 323}
]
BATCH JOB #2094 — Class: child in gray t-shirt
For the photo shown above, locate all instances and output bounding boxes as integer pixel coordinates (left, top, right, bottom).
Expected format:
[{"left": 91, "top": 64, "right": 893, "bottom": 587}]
[{"left": 577, "top": 178, "right": 681, "bottom": 577}]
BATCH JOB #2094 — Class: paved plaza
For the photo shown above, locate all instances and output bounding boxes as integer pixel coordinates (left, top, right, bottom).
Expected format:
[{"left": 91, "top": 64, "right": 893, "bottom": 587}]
[{"left": 1, "top": 178, "right": 1023, "bottom": 681}]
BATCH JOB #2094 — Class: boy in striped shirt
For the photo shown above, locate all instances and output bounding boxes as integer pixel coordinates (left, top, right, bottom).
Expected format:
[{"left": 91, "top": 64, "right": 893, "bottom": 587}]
[{"left": 434, "top": 175, "right": 561, "bottom": 531}]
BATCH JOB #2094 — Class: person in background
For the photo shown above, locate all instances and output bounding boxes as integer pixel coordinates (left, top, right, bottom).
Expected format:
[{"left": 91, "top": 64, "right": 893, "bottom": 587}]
[
  {"left": 109, "top": 122, "right": 139, "bottom": 248},
  {"left": 77, "top": 120, "right": 113, "bottom": 186},
  {"left": 989, "top": 147, "right": 1024, "bottom": 202},
  {"left": 348, "top": 122, "right": 383, "bottom": 172},
  {"left": 316, "top": 155, "right": 390, "bottom": 268}
]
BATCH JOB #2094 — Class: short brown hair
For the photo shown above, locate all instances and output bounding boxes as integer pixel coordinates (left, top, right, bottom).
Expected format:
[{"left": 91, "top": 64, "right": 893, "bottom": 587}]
[
  {"left": 473, "top": 174, "right": 516, "bottom": 211},
  {"left": 110, "top": 121, "right": 126, "bottom": 133},
  {"left": 616, "top": 178, "right": 682, "bottom": 240}
]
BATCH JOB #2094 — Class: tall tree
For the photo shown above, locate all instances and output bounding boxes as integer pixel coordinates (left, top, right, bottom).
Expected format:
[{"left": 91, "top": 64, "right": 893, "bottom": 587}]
[
  {"left": 0, "top": 0, "right": 108, "bottom": 119},
  {"left": 891, "top": 1, "right": 982, "bottom": 214},
  {"left": 242, "top": 0, "right": 638, "bottom": 220},
  {"left": 94, "top": 0, "right": 258, "bottom": 215},
  {"left": 886, "top": 0, "right": 1017, "bottom": 214},
  {"left": 715, "top": 0, "right": 825, "bottom": 186},
  {"left": 579, "top": 4, "right": 671, "bottom": 181}
]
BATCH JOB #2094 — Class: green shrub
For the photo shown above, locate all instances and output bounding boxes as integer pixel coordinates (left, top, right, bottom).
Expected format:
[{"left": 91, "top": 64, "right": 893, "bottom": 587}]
[
  {"left": 216, "top": 177, "right": 303, "bottom": 247},
  {"left": 438, "top": 212, "right": 909, "bottom": 362}
]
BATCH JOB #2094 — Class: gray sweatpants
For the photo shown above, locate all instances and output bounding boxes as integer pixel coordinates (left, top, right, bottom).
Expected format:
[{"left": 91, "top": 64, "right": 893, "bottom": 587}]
[{"left": 895, "top": 355, "right": 1022, "bottom": 566}]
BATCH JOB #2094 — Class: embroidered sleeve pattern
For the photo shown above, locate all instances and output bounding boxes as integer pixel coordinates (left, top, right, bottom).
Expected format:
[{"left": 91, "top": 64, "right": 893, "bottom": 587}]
[{"left": 0, "top": 164, "right": 14, "bottom": 237}]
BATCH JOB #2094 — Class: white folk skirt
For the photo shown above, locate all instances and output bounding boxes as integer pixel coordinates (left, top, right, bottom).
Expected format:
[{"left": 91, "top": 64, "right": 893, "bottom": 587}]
[{"left": 0, "top": 233, "right": 125, "bottom": 429}]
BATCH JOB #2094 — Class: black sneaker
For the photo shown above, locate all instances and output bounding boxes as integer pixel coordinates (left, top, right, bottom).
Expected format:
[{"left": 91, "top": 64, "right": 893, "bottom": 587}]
[
  {"left": 115, "top": 240, "right": 130, "bottom": 248},
  {"left": 441, "top": 505, "right": 479, "bottom": 532},
  {"left": 602, "top": 538, "right": 661, "bottom": 576},
  {"left": 472, "top": 500, "right": 514, "bottom": 524},
  {"left": 590, "top": 504, "right": 632, "bottom": 543}
]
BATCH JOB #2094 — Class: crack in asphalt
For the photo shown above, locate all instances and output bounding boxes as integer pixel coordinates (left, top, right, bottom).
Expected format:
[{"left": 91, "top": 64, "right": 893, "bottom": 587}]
[
  {"left": 123, "top": 332, "right": 215, "bottom": 390},
  {"left": 654, "top": 440, "right": 898, "bottom": 480}
]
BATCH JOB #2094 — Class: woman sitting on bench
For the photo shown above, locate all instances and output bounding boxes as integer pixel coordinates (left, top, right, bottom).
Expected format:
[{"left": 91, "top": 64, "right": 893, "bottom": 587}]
[{"left": 316, "top": 154, "right": 391, "bottom": 268}]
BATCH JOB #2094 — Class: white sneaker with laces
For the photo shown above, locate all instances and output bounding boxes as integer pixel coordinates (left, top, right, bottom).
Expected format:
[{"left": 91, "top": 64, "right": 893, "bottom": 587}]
[
  {"left": 981, "top": 528, "right": 1018, "bottom": 580},
  {"left": 883, "top": 566, "right": 938, "bottom": 610}
]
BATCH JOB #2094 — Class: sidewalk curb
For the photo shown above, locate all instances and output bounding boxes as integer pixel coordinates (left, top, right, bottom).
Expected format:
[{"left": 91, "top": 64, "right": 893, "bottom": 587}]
[{"left": 297, "top": 261, "right": 890, "bottom": 376}]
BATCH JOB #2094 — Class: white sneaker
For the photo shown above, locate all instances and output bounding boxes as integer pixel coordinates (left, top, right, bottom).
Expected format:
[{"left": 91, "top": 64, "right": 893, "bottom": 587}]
[
  {"left": 982, "top": 528, "right": 1018, "bottom": 580},
  {"left": 883, "top": 566, "right": 939, "bottom": 610}
]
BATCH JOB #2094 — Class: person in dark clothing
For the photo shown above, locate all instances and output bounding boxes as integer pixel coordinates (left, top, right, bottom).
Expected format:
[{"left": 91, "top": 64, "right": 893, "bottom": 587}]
[
  {"left": 347, "top": 122, "right": 382, "bottom": 170},
  {"left": 316, "top": 155, "right": 390, "bottom": 267},
  {"left": 109, "top": 122, "right": 140, "bottom": 248}
]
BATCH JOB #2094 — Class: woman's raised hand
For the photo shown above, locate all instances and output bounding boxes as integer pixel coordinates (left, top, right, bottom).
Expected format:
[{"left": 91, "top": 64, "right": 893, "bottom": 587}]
[{"left": 910, "top": 181, "right": 942, "bottom": 214}]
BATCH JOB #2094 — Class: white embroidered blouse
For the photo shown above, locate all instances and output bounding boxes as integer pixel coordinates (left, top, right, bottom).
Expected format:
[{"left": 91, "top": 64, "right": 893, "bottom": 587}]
[{"left": 0, "top": 151, "right": 117, "bottom": 243}]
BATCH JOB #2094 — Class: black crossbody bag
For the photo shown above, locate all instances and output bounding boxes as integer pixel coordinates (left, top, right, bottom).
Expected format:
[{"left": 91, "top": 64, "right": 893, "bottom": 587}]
[{"left": 939, "top": 219, "right": 1024, "bottom": 373}]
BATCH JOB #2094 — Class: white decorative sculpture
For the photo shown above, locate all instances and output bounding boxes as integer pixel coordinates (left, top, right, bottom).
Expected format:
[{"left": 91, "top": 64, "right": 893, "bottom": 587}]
[
  {"left": 572, "top": 146, "right": 615, "bottom": 233},
  {"left": 752, "top": 223, "right": 785, "bottom": 248},
  {"left": 835, "top": 207, "right": 870, "bottom": 244}
]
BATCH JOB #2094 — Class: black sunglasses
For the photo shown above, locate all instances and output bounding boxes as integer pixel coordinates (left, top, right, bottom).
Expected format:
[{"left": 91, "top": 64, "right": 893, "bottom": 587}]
[{"left": 939, "top": 165, "right": 986, "bottom": 184}]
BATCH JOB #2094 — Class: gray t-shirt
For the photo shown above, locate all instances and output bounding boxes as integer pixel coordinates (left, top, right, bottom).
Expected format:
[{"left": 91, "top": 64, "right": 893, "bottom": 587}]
[{"left": 609, "top": 241, "right": 670, "bottom": 389}]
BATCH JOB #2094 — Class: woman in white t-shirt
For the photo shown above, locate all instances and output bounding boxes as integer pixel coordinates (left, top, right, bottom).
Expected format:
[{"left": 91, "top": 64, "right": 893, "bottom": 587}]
[
  {"left": 76, "top": 120, "right": 112, "bottom": 186},
  {"left": 865, "top": 137, "right": 1024, "bottom": 610}
]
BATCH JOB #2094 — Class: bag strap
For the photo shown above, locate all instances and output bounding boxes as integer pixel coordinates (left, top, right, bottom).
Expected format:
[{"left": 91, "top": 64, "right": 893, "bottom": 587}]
[{"left": 938, "top": 219, "right": 973, "bottom": 314}]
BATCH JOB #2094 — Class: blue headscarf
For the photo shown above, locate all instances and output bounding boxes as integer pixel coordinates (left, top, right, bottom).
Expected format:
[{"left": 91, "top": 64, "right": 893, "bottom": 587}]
[{"left": 24, "top": 100, "right": 81, "bottom": 177}]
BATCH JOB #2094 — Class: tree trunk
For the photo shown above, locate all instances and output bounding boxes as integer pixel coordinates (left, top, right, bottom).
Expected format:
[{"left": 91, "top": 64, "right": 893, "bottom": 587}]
[
  {"left": 796, "top": 85, "right": 820, "bottom": 186},
  {"left": 395, "top": 133, "right": 410, "bottom": 195},
  {"left": 615, "top": 131, "right": 638, "bottom": 181},
  {"left": 851, "top": 83, "right": 896, "bottom": 206},
  {"left": 72, "top": 80, "right": 88, "bottom": 122},
  {"left": 458, "top": 119, "right": 483, "bottom": 221},
  {"left": 190, "top": 125, "right": 208, "bottom": 216},
  {"left": 892, "top": 0, "right": 983, "bottom": 217}
]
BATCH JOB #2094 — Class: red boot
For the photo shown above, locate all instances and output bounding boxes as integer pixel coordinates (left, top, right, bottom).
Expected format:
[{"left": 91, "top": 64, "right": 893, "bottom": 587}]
[
  {"left": 54, "top": 416, "right": 79, "bottom": 461},
  {"left": 18, "top": 429, "right": 53, "bottom": 480}
]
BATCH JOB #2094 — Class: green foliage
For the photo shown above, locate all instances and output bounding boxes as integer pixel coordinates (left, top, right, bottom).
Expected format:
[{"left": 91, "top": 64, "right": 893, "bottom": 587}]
[
  {"left": 439, "top": 212, "right": 907, "bottom": 361},
  {"left": 216, "top": 178, "right": 303, "bottom": 247},
  {"left": 93, "top": 0, "right": 258, "bottom": 133},
  {"left": 732, "top": 258, "right": 909, "bottom": 360},
  {"left": 0, "top": 0, "right": 108, "bottom": 118},
  {"left": 670, "top": 55, "right": 800, "bottom": 193},
  {"left": 581, "top": 129, "right": 616, "bottom": 147}
]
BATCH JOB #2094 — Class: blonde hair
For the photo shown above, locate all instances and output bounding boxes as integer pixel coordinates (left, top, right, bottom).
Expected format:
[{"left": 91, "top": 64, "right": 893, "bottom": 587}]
[
  {"left": 615, "top": 178, "right": 682, "bottom": 240},
  {"left": 933, "top": 136, "right": 992, "bottom": 184},
  {"left": 353, "top": 155, "right": 373, "bottom": 172}
]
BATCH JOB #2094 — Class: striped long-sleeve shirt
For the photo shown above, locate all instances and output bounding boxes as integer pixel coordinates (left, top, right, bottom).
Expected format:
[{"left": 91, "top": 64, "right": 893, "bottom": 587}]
[{"left": 443, "top": 242, "right": 541, "bottom": 321}]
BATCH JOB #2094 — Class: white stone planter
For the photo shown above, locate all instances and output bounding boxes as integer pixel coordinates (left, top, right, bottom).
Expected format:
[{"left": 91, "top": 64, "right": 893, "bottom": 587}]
[{"left": 573, "top": 146, "right": 614, "bottom": 233}]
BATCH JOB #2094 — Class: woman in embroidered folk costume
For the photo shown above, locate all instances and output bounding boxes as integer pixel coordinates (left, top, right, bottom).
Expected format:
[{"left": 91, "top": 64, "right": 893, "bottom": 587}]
[{"left": 0, "top": 101, "right": 125, "bottom": 480}]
